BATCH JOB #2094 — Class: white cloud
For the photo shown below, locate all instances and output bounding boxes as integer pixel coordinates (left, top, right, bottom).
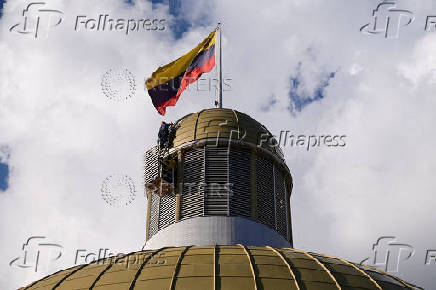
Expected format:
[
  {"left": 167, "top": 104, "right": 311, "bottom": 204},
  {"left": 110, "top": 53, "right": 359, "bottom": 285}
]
[{"left": 1, "top": 0, "right": 435, "bottom": 289}]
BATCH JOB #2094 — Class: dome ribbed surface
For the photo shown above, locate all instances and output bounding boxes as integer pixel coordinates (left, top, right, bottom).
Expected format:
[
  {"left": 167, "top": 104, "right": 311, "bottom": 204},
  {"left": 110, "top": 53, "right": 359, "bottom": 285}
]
[
  {"left": 22, "top": 246, "right": 418, "bottom": 290},
  {"left": 172, "top": 108, "right": 283, "bottom": 159}
]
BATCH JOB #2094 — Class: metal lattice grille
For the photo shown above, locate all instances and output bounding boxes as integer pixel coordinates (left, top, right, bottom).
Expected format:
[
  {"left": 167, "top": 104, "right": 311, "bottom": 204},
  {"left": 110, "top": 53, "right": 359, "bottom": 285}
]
[
  {"left": 204, "top": 147, "right": 229, "bottom": 216},
  {"left": 181, "top": 148, "right": 205, "bottom": 220},
  {"left": 274, "top": 167, "right": 288, "bottom": 238},
  {"left": 145, "top": 143, "right": 291, "bottom": 241},
  {"left": 148, "top": 193, "right": 160, "bottom": 239},
  {"left": 256, "top": 156, "right": 275, "bottom": 229},
  {"left": 158, "top": 194, "right": 176, "bottom": 230},
  {"left": 229, "top": 148, "right": 251, "bottom": 218},
  {"left": 144, "top": 146, "right": 159, "bottom": 185}
]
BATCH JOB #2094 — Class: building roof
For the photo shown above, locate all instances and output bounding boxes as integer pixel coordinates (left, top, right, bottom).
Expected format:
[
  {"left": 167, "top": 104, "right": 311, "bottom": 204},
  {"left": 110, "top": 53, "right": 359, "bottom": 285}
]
[
  {"left": 171, "top": 108, "right": 284, "bottom": 160},
  {"left": 22, "top": 245, "right": 419, "bottom": 290}
]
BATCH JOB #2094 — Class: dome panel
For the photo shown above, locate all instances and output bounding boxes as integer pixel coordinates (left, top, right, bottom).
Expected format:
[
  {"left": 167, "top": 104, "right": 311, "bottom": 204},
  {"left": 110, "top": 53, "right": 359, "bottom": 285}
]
[
  {"left": 171, "top": 108, "right": 283, "bottom": 160},
  {"left": 22, "top": 246, "right": 419, "bottom": 290}
]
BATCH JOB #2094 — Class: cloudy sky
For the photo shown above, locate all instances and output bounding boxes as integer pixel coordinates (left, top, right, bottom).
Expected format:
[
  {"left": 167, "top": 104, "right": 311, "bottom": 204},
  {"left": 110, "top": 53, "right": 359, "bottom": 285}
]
[{"left": 1, "top": 0, "right": 436, "bottom": 289}]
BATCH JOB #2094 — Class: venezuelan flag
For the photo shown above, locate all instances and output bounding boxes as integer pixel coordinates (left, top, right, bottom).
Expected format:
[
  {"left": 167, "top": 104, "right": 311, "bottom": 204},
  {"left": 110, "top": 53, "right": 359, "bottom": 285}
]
[{"left": 146, "top": 30, "right": 217, "bottom": 115}]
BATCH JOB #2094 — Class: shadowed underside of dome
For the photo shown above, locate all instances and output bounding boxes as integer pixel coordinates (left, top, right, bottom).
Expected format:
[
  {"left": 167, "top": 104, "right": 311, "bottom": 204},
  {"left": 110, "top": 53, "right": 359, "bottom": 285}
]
[{"left": 22, "top": 246, "right": 419, "bottom": 290}]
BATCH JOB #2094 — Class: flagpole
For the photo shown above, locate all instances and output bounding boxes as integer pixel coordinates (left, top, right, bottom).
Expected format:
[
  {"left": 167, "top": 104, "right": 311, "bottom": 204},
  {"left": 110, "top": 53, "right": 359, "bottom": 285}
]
[{"left": 217, "top": 22, "right": 223, "bottom": 108}]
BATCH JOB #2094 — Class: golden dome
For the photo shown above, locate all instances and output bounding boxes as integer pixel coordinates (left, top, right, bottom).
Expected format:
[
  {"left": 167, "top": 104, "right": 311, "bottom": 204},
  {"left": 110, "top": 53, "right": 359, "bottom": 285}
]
[
  {"left": 22, "top": 245, "right": 417, "bottom": 290},
  {"left": 171, "top": 108, "right": 283, "bottom": 159}
]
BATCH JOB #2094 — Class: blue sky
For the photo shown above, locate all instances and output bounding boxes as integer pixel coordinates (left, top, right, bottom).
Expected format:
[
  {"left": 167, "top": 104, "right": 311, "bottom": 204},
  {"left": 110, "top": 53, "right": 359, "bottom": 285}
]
[
  {"left": 289, "top": 69, "right": 336, "bottom": 112},
  {"left": 0, "top": 145, "right": 9, "bottom": 192},
  {"left": 151, "top": 0, "right": 190, "bottom": 39},
  {"left": 0, "top": 0, "right": 4, "bottom": 18},
  {"left": 0, "top": 162, "right": 8, "bottom": 191}
]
